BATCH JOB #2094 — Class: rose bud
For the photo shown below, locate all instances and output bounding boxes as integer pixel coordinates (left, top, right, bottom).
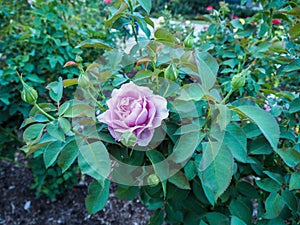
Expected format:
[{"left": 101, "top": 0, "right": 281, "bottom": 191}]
[
  {"left": 184, "top": 33, "right": 194, "bottom": 49},
  {"left": 164, "top": 64, "right": 178, "bottom": 81},
  {"left": 78, "top": 74, "right": 90, "bottom": 88},
  {"left": 231, "top": 73, "right": 246, "bottom": 90},
  {"left": 120, "top": 131, "right": 137, "bottom": 147},
  {"left": 19, "top": 76, "right": 38, "bottom": 105},
  {"left": 147, "top": 174, "right": 160, "bottom": 187}
]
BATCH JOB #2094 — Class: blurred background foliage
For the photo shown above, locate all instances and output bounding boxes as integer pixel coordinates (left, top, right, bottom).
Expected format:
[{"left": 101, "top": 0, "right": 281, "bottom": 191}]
[{"left": 0, "top": 0, "right": 122, "bottom": 160}]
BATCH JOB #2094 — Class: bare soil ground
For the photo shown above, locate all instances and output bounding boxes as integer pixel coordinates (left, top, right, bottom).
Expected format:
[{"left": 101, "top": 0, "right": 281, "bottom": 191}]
[{"left": 0, "top": 158, "right": 152, "bottom": 225}]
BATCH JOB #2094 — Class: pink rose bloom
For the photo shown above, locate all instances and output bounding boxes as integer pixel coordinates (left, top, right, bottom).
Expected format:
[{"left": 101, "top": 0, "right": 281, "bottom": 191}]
[
  {"left": 206, "top": 5, "right": 213, "bottom": 11},
  {"left": 272, "top": 19, "right": 281, "bottom": 25},
  {"left": 97, "top": 82, "right": 169, "bottom": 146},
  {"left": 104, "top": 0, "right": 111, "bottom": 4}
]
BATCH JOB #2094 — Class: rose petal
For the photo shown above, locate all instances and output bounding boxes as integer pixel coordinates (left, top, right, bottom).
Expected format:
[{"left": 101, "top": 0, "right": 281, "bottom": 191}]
[
  {"left": 136, "top": 128, "right": 154, "bottom": 146},
  {"left": 98, "top": 82, "right": 168, "bottom": 146},
  {"left": 149, "top": 95, "right": 169, "bottom": 127}
]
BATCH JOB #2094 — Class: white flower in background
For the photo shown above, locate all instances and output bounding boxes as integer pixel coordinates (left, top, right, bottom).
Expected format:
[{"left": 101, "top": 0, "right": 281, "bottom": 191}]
[
  {"left": 158, "top": 16, "right": 165, "bottom": 25},
  {"left": 185, "top": 20, "right": 191, "bottom": 26},
  {"left": 27, "top": 0, "right": 36, "bottom": 5}
]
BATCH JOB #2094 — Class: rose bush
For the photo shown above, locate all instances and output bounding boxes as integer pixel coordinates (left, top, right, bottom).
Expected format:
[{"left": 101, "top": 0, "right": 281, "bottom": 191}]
[
  {"left": 97, "top": 82, "right": 168, "bottom": 146},
  {"left": 18, "top": 0, "right": 300, "bottom": 224}
]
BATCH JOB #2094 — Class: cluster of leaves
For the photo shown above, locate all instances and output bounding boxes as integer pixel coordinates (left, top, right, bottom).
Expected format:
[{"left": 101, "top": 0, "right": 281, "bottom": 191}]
[
  {"left": 197, "top": 0, "right": 300, "bottom": 94},
  {"left": 18, "top": 0, "right": 299, "bottom": 224},
  {"left": 151, "top": 0, "right": 258, "bottom": 19},
  {"left": 0, "top": 0, "right": 121, "bottom": 156},
  {"left": 0, "top": 0, "right": 123, "bottom": 198}
]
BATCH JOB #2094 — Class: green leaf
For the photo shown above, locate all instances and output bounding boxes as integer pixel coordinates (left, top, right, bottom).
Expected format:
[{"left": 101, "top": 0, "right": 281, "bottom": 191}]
[
  {"left": 63, "top": 101, "right": 95, "bottom": 118},
  {"left": 46, "top": 122, "right": 65, "bottom": 142},
  {"left": 176, "top": 83, "right": 204, "bottom": 101},
  {"left": 154, "top": 28, "right": 179, "bottom": 46},
  {"left": 290, "top": 23, "right": 300, "bottom": 39},
  {"left": 263, "top": 170, "right": 284, "bottom": 185},
  {"left": 289, "top": 98, "right": 300, "bottom": 113},
  {"left": 229, "top": 200, "right": 252, "bottom": 224},
  {"left": 132, "top": 70, "right": 152, "bottom": 81},
  {"left": 20, "top": 115, "right": 49, "bottom": 128},
  {"left": 43, "top": 141, "right": 62, "bottom": 168},
  {"left": 223, "top": 123, "right": 248, "bottom": 163},
  {"left": 78, "top": 141, "right": 111, "bottom": 181},
  {"left": 184, "top": 161, "right": 197, "bottom": 181},
  {"left": 57, "top": 141, "right": 79, "bottom": 173},
  {"left": 46, "top": 77, "right": 63, "bottom": 102},
  {"left": 205, "top": 212, "right": 229, "bottom": 225},
  {"left": 195, "top": 51, "right": 219, "bottom": 91},
  {"left": 173, "top": 123, "right": 200, "bottom": 135},
  {"left": 281, "top": 190, "right": 298, "bottom": 212},
  {"left": 76, "top": 39, "right": 113, "bottom": 50},
  {"left": 230, "top": 19, "right": 244, "bottom": 30},
  {"left": 58, "top": 117, "right": 71, "bottom": 134},
  {"left": 231, "top": 216, "right": 247, "bottom": 225},
  {"left": 199, "top": 145, "right": 233, "bottom": 202},
  {"left": 235, "top": 105, "right": 279, "bottom": 151},
  {"left": 289, "top": 172, "right": 300, "bottom": 191},
  {"left": 137, "top": 0, "right": 151, "bottom": 14},
  {"left": 172, "top": 131, "right": 201, "bottom": 163},
  {"left": 256, "top": 178, "right": 281, "bottom": 192},
  {"left": 264, "top": 192, "right": 285, "bottom": 219},
  {"left": 30, "top": 103, "right": 56, "bottom": 117},
  {"left": 168, "top": 171, "right": 191, "bottom": 190},
  {"left": 216, "top": 104, "right": 232, "bottom": 131},
  {"left": 248, "top": 136, "right": 273, "bottom": 155},
  {"left": 105, "top": 2, "right": 128, "bottom": 27},
  {"left": 23, "top": 123, "right": 45, "bottom": 144},
  {"left": 58, "top": 101, "right": 70, "bottom": 116},
  {"left": 148, "top": 209, "right": 165, "bottom": 225},
  {"left": 146, "top": 149, "right": 168, "bottom": 196},
  {"left": 236, "top": 181, "right": 258, "bottom": 198},
  {"left": 115, "top": 185, "right": 139, "bottom": 200},
  {"left": 242, "top": 122, "right": 261, "bottom": 138},
  {"left": 85, "top": 179, "right": 110, "bottom": 214},
  {"left": 274, "top": 148, "right": 300, "bottom": 167}
]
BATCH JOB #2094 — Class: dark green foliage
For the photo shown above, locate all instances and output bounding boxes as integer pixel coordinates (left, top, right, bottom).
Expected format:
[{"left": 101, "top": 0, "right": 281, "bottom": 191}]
[
  {"left": 29, "top": 155, "right": 79, "bottom": 201},
  {"left": 12, "top": 0, "right": 300, "bottom": 224}
]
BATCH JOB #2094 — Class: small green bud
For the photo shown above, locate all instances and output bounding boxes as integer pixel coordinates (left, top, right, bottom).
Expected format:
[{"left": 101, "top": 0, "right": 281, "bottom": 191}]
[
  {"left": 20, "top": 80, "right": 38, "bottom": 105},
  {"left": 75, "top": 55, "right": 83, "bottom": 63},
  {"left": 78, "top": 74, "right": 90, "bottom": 88},
  {"left": 164, "top": 64, "right": 178, "bottom": 81},
  {"left": 231, "top": 74, "right": 246, "bottom": 90},
  {"left": 120, "top": 131, "right": 136, "bottom": 147},
  {"left": 184, "top": 34, "right": 194, "bottom": 49},
  {"left": 147, "top": 174, "right": 160, "bottom": 187}
]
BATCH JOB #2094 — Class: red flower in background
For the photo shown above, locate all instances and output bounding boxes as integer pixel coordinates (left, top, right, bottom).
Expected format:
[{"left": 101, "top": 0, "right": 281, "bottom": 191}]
[
  {"left": 272, "top": 19, "right": 281, "bottom": 25},
  {"left": 234, "top": 16, "right": 239, "bottom": 20},
  {"left": 206, "top": 5, "right": 213, "bottom": 11},
  {"left": 104, "top": 0, "right": 111, "bottom": 4}
]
